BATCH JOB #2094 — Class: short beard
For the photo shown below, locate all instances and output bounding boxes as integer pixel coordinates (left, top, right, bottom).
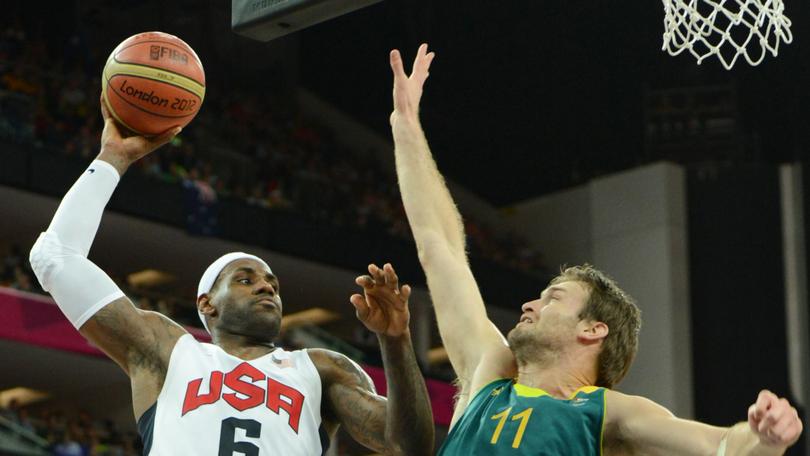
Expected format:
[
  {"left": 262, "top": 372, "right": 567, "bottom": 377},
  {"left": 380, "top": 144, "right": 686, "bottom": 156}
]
[
  {"left": 507, "top": 326, "right": 563, "bottom": 367},
  {"left": 217, "top": 301, "right": 281, "bottom": 342}
]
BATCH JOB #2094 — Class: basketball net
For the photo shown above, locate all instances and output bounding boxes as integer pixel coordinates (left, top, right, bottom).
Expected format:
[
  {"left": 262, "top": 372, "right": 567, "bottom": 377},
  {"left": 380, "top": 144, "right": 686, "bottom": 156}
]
[{"left": 662, "top": 0, "right": 792, "bottom": 70}]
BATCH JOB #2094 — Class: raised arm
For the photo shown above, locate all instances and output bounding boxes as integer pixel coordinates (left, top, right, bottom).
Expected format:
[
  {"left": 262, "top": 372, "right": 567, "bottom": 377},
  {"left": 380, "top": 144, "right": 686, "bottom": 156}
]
[
  {"left": 28, "top": 98, "right": 186, "bottom": 415},
  {"left": 310, "top": 263, "right": 433, "bottom": 455},
  {"left": 390, "top": 44, "right": 513, "bottom": 414},
  {"left": 608, "top": 389, "right": 802, "bottom": 455}
]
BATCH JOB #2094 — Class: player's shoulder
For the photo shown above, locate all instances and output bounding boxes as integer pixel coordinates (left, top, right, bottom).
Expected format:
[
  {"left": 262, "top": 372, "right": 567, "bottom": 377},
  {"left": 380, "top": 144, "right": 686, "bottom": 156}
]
[
  {"left": 604, "top": 389, "right": 674, "bottom": 428},
  {"left": 305, "top": 349, "right": 375, "bottom": 392},
  {"left": 304, "top": 347, "right": 344, "bottom": 365},
  {"left": 137, "top": 308, "right": 189, "bottom": 337},
  {"left": 604, "top": 389, "right": 670, "bottom": 409},
  {"left": 466, "top": 343, "right": 516, "bottom": 396}
]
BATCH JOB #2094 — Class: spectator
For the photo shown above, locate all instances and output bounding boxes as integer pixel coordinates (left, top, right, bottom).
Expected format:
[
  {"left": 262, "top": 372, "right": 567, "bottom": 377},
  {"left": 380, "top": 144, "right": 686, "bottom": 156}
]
[
  {"left": 11, "top": 265, "right": 35, "bottom": 292},
  {"left": 0, "top": 398, "right": 21, "bottom": 423},
  {"left": 50, "top": 426, "right": 83, "bottom": 456}
]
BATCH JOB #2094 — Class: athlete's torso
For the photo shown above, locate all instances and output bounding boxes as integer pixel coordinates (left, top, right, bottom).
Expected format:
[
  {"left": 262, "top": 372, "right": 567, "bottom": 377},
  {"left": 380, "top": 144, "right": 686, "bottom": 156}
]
[
  {"left": 439, "top": 378, "right": 606, "bottom": 456},
  {"left": 138, "top": 334, "right": 327, "bottom": 456}
]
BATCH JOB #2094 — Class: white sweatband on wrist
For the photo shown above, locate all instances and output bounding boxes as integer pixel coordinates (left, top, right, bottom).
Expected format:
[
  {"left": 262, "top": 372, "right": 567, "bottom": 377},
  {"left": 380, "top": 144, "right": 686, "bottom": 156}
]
[
  {"left": 29, "top": 159, "right": 125, "bottom": 329},
  {"left": 30, "top": 232, "right": 125, "bottom": 328}
]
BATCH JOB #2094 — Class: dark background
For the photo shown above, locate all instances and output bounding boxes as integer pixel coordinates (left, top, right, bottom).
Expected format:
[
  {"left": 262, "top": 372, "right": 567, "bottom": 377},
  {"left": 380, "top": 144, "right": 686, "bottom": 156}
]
[
  {"left": 14, "top": 0, "right": 808, "bottom": 205},
  {"left": 1, "top": 1, "right": 808, "bottom": 454},
  {"left": 298, "top": 0, "right": 810, "bottom": 204}
]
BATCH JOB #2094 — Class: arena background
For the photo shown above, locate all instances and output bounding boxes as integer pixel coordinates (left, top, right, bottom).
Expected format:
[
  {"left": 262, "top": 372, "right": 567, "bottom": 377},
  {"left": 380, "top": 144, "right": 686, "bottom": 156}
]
[{"left": 0, "top": 0, "right": 808, "bottom": 454}]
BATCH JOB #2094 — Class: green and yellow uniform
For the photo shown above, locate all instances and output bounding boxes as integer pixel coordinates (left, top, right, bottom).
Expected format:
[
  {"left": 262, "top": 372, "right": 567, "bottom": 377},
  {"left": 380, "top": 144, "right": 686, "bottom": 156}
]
[{"left": 438, "top": 379, "right": 606, "bottom": 455}]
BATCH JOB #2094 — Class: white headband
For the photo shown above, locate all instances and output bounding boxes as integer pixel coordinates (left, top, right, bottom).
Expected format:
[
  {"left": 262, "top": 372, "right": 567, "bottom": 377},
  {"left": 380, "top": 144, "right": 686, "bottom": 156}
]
[{"left": 196, "top": 252, "right": 272, "bottom": 332}]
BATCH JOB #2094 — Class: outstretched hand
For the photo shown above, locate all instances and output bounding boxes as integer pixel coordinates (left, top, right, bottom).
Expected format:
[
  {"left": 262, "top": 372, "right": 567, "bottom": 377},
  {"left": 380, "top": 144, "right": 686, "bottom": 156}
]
[
  {"left": 351, "top": 263, "right": 412, "bottom": 338},
  {"left": 748, "top": 390, "right": 802, "bottom": 448},
  {"left": 389, "top": 43, "right": 435, "bottom": 126},
  {"left": 98, "top": 94, "right": 180, "bottom": 173}
]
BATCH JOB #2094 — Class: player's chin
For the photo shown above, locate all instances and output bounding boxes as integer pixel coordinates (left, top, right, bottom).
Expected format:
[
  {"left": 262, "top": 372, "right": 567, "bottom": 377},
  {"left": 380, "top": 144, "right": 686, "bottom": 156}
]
[
  {"left": 506, "top": 325, "right": 524, "bottom": 342},
  {"left": 253, "top": 316, "right": 282, "bottom": 339}
]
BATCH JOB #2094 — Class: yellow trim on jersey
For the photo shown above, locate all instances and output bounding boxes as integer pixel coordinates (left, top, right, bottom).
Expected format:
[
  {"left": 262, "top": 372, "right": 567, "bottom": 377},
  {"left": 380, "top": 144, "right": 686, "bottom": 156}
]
[
  {"left": 573, "top": 385, "right": 601, "bottom": 397},
  {"left": 103, "top": 60, "right": 206, "bottom": 100},
  {"left": 513, "top": 383, "right": 602, "bottom": 399},
  {"left": 600, "top": 389, "right": 607, "bottom": 456},
  {"left": 513, "top": 383, "right": 550, "bottom": 398}
]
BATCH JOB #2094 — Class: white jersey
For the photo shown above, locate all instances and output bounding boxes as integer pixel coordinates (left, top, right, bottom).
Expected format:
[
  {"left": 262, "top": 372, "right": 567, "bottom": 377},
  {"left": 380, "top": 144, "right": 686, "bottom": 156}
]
[{"left": 138, "top": 334, "right": 327, "bottom": 455}]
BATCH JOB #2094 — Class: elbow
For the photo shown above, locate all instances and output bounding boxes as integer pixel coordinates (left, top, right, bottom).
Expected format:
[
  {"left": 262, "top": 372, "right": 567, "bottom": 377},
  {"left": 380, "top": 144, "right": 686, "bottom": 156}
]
[
  {"left": 29, "top": 231, "right": 63, "bottom": 292},
  {"left": 415, "top": 244, "right": 436, "bottom": 267},
  {"left": 416, "top": 235, "right": 465, "bottom": 269},
  {"left": 386, "top": 435, "right": 434, "bottom": 456},
  {"left": 414, "top": 229, "right": 442, "bottom": 262}
]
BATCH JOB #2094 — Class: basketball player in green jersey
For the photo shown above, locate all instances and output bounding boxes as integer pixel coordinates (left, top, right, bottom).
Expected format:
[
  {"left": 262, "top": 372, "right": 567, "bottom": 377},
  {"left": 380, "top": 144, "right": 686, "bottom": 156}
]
[{"left": 388, "top": 43, "right": 803, "bottom": 455}]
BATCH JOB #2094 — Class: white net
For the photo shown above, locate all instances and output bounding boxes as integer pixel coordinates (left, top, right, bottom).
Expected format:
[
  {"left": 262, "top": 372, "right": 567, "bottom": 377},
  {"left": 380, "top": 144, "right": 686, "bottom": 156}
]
[{"left": 662, "top": 0, "right": 793, "bottom": 70}]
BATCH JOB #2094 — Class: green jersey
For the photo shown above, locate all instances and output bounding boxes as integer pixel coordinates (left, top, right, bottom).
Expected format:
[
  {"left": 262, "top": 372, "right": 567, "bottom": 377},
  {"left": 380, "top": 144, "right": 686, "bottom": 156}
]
[{"left": 438, "top": 379, "right": 606, "bottom": 456}]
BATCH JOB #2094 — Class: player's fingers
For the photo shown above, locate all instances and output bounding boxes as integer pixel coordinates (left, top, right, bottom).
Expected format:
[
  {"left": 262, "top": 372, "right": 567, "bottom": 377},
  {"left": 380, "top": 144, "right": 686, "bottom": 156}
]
[
  {"left": 368, "top": 263, "right": 385, "bottom": 284},
  {"left": 356, "top": 275, "right": 375, "bottom": 290},
  {"left": 350, "top": 294, "right": 370, "bottom": 319},
  {"left": 364, "top": 292, "right": 381, "bottom": 314},
  {"left": 148, "top": 126, "right": 181, "bottom": 149},
  {"left": 100, "top": 94, "right": 111, "bottom": 119},
  {"left": 411, "top": 43, "right": 427, "bottom": 74},
  {"left": 383, "top": 263, "right": 399, "bottom": 289},
  {"left": 760, "top": 402, "right": 787, "bottom": 432},
  {"left": 423, "top": 52, "right": 435, "bottom": 76},
  {"left": 99, "top": 100, "right": 124, "bottom": 142},
  {"left": 782, "top": 414, "right": 803, "bottom": 445},
  {"left": 413, "top": 54, "right": 435, "bottom": 90},
  {"left": 390, "top": 49, "right": 407, "bottom": 81},
  {"left": 748, "top": 404, "right": 761, "bottom": 424},
  {"left": 102, "top": 119, "right": 122, "bottom": 143},
  {"left": 415, "top": 48, "right": 435, "bottom": 77},
  {"left": 769, "top": 407, "right": 798, "bottom": 441},
  {"left": 754, "top": 390, "right": 775, "bottom": 418},
  {"left": 395, "top": 284, "right": 411, "bottom": 310}
]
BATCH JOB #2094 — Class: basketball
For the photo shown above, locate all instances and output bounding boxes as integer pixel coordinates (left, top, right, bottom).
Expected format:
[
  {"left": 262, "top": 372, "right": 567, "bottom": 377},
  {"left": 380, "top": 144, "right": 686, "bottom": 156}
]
[{"left": 101, "top": 31, "right": 205, "bottom": 136}]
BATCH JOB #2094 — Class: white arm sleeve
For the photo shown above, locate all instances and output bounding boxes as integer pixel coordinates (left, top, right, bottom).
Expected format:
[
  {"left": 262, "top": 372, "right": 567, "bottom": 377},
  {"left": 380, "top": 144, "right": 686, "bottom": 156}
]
[
  {"left": 47, "top": 160, "right": 120, "bottom": 256},
  {"left": 29, "top": 160, "right": 126, "bottom": 329}
]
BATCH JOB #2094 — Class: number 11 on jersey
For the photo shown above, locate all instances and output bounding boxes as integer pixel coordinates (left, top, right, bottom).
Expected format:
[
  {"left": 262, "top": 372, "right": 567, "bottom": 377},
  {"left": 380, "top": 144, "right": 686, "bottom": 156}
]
[{"left": 490, "top": 407, "right": 534, "bottom": 449}]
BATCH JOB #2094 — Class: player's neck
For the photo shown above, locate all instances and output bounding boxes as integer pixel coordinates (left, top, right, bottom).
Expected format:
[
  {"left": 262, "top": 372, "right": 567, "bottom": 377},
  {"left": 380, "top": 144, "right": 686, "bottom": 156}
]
[
  {"left": 213, "top": 332, "right": 276, "bottom": 360},
  {"left": 515, "top": 350, "right": 597, "bottom": 399}
]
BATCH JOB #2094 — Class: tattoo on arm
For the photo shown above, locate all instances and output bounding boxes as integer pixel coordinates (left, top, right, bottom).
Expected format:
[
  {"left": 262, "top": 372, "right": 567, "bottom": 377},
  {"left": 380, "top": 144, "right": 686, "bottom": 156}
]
[
  {"left": 331, "top": 355, "right": 376, "bottom": 393},
  {"left": 81, "top": 298, "right": 185, "bottom": 377},
  {"left": 377, "top": 334, "right": 435, "bottom": 455},
  {"left": 318, "top": 351, "right": 387, "bottom": 452},
  {"left": 314, "top": 341, "right": 434, "bottom": 455}
]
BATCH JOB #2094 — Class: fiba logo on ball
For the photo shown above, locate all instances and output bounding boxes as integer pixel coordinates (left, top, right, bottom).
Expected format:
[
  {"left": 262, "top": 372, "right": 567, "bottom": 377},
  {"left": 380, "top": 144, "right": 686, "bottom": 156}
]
[
  {"left": 149, "top": 45, "right": 189, "bottom": 64},
  {"left": 102, "top": 31, "right": 205, "bottom": 136}
]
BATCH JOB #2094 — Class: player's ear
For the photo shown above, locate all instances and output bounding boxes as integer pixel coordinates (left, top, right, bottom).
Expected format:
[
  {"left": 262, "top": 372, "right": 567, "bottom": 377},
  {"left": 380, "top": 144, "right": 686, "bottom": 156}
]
[
  {"left": 579, "top": 320, "right": 608, "bottom": 343},
  {"left": 197, "top": 294, "right": 216, "bottom": 317}
]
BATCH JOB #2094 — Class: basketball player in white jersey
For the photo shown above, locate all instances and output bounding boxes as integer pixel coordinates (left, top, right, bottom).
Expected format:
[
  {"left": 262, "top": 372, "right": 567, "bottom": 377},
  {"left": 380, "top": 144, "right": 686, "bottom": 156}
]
[{"left": 28, "top": 98, "right": 434, "bottom": 455}]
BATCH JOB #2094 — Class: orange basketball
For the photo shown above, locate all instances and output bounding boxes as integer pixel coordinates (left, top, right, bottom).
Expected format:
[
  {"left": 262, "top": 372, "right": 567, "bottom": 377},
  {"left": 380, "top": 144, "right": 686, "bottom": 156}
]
[{"left": 102, "top": 32, "right": 205, "bottom": 136}]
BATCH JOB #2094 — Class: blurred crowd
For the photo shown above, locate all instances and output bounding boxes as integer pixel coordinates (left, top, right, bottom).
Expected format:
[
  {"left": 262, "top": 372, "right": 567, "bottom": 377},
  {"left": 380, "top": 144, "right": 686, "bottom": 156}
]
[
  {"left": 0, "top": 244, "right": 38, "bottom": 293},
  {"left": 0, "top": 15, "right": 547, "bottom": 276},
  {"left": 0, "top": 10, "right": 537, "bottom": 456},
  {"left": 0, "top": 246, "right": 199, "bottom": 329},
  {"left": 1, "top": 399, "right": 141, "bottom": 456}
]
